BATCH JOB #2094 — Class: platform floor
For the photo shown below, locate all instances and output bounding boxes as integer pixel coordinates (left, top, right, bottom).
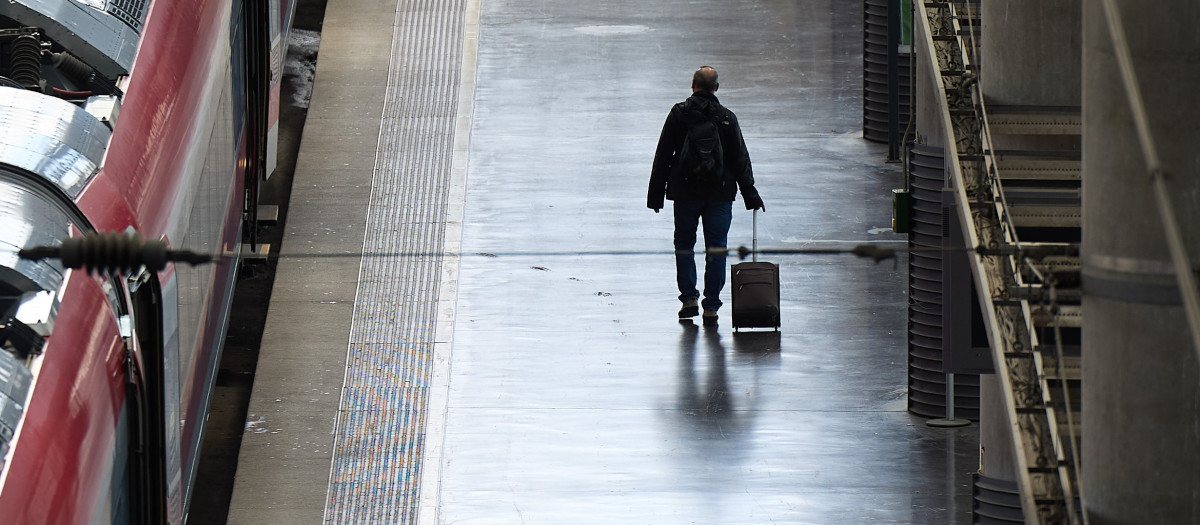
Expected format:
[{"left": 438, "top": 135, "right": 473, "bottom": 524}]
[{"left": 228, "top": 0, "right": 979, "bottom": 523}]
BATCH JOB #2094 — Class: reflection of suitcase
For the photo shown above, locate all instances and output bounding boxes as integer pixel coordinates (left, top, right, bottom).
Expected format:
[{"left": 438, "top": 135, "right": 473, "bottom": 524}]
[{"left": 731, "top": 211, "right": 780, "bottom": 331}]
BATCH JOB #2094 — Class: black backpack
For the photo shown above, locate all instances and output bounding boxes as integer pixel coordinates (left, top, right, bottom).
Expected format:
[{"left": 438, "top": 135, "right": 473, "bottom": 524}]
[{"left": 676, "top": 110, "right": 725, "bottom": 185}]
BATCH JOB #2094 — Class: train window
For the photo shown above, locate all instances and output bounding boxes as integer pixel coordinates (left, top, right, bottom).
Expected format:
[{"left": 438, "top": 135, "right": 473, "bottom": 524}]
[{"left": 230, "top": 5, "right": 248, "bottom": 144}]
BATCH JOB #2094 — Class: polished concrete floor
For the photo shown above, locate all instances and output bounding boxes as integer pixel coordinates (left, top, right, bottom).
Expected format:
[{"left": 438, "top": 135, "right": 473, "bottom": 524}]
[
  {"left": 228, "top": 0, "right": 979, "bottom": 523},
  {"left": 433, "top": 0, "right": 976, "bottom": 523}
]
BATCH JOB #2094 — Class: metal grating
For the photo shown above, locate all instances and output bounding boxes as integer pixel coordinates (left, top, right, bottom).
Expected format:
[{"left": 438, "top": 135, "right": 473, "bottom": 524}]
[
  {"left": 323, "top": 0, "right": 467, "bottom": 522},
  {"left": 0, "top": 0, "right": 139, "bottom": 76},
  {"left": 74, "top": 0, "right": 148, "bottom": 32},
  {"left": 973, "top": 473, "right": 1024, "bottom": 524},
  {"left": 104, "top": 0, "right": 149, "bottom": 32},
  {"left": 863, "top": 0, "right": 912, "bottom": 144},
  {"left": 907, "top": 144, "right": 980, "bottom": 420}
]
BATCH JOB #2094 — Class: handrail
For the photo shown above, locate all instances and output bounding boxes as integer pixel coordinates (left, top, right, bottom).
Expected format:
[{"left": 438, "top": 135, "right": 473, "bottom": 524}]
[{"left": 1099, "top": 0, "right": 1200, "bottom": 367}]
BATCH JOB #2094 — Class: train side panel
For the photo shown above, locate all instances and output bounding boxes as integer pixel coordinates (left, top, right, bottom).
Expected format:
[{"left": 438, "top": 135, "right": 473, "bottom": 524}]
[
  {"left": 0, "top": 0, "right": 295, "bottom": 520},
  {"left": 75, "top": 0, "right": 244, "bottom": 514}
]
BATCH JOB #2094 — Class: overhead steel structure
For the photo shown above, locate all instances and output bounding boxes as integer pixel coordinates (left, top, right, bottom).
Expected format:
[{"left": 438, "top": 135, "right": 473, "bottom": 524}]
[
  {"left": 915, "top": 0, "right": 1200, "bottom": 523},
  {"left": 914, "top": 2, "right": 1083, "bottom": 522}
]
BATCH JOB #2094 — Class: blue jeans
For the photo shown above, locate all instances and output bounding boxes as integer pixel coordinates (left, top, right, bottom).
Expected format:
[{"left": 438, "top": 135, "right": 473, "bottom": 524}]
[{"left": 673, "top": 200, "right": 732, "bottom": 312}]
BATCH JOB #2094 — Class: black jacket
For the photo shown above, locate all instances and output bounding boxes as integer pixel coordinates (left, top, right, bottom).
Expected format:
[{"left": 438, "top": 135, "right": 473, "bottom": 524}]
[{"left": 647, "top": 92, "right": 762, "bottom": 210}]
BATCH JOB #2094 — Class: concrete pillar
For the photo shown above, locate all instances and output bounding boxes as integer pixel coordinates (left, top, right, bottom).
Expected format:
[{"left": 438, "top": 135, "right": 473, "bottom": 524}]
[
  {"left": 913, "top": 23, "right": 943, "bottom": 147},
  {"left": 982, "top": 0, "right": 1081, "bottom": 107},
  {"left": 978, "top": 375, "right": 1017, "bottom": 482},
  {"left": 1082, "top": 0, "right": 1200, "bottom": 523}
]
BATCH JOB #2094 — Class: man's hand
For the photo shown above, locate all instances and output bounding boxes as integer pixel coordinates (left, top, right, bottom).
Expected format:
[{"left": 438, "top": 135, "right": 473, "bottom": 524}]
[{"left": 746, "top": 195, "right": 766, "bottom": 212}]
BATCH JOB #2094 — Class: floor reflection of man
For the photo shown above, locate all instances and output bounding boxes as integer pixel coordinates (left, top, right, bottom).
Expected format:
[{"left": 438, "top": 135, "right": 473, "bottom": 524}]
[
  {"left": 678, "top": 323, "right": 736, "bottom": 425},
  {"left": 667, "top": 322, "right": 788, "bottom": 520},
  {"left": 671, "top": 322, "right": 753, "bottom": 519}
]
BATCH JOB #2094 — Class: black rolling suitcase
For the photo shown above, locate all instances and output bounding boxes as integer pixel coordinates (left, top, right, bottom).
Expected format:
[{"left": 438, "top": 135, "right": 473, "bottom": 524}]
[{"left": 731, "top": 211, "right": 780, "bottom": 331}]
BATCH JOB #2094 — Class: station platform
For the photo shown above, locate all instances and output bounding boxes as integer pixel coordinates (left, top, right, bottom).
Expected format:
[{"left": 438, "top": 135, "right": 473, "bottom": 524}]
[{"left": 227, "top": 0, "right": 978, "bottom": 523}]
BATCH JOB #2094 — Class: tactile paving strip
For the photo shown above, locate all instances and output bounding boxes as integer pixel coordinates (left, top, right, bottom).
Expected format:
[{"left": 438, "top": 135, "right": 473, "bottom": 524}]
[{"left": 324, "top": 0, "right": 466, "bottom": 522}]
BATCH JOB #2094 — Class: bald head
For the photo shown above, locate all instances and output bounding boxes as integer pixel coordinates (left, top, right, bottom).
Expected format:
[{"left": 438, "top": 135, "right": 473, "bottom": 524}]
[{"left": 692, "top": 66, "right": 719, "bottom": 93}]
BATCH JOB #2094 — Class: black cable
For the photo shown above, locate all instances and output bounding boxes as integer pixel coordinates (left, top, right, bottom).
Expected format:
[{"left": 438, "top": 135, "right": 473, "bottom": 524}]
[{"left": 16, "top": 231, "right": 1079, "bottom": 277}]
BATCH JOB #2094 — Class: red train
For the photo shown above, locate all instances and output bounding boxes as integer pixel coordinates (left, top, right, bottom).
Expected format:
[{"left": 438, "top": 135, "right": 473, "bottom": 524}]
[{"left": 0, "top": 0, "right": 294, "bottom": 522}]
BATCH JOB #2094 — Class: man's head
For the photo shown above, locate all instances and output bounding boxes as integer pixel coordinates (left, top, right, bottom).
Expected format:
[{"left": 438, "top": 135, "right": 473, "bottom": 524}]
[{"left": 692, "top": 66, "right": 719, "bottom": 94}]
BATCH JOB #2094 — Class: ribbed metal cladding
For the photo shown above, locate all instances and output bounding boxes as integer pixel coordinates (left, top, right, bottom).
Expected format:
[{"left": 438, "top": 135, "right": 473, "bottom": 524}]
[
  {"left": 863, "top": 0, "right": 912, "bottom": 143},
  {"left": 907, "top": 144, "right": 979, "bottom": 419},
  {"left": 324, "top": 0, "right": 466, "bottom": 523},
  {"left": 973, "top": 473, "right": 1024, "bottom": 524},
  {"left": 974, "top": 472, "right": 1081, "bottom": 523}
]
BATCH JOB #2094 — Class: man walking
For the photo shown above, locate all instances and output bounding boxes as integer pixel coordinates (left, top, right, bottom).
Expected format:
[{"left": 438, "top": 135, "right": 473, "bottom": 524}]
[{"left": 648, "top": 66, "right": 765, "bottom": 326}]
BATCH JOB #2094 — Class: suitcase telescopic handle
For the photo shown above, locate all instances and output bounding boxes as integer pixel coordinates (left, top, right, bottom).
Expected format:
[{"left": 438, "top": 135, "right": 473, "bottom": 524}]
[{"left": 752, "top": 210, "right": 758, "bottom": 263}]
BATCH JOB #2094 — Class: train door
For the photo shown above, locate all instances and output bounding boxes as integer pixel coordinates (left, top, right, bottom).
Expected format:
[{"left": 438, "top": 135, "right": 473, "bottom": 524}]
[
  {"left": 234, "top": 0, "right": 277, "bottom": 249},
  {"left": 124, "top": 267, "right": 183, "bottom": 525}
]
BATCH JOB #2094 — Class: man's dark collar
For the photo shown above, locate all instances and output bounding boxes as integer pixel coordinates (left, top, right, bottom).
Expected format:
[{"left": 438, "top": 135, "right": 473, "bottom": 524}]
[{"left": 691, "top": 91, "right": 719, "bottom": 103}]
